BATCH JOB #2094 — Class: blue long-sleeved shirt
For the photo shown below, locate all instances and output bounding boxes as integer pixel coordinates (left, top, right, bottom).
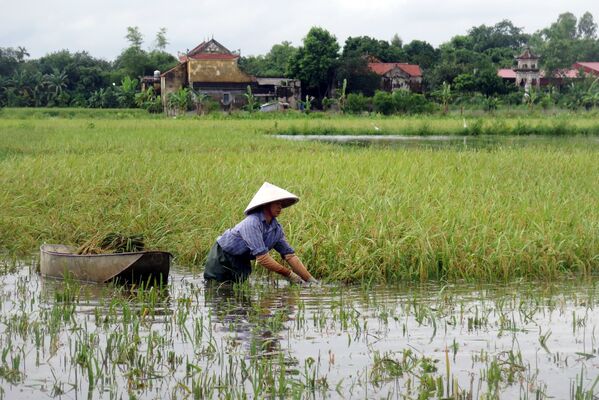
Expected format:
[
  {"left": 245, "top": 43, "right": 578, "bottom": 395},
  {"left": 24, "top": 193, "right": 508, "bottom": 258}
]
[{"left": 217, "top": 211, "right": 294, "bottom": 259}]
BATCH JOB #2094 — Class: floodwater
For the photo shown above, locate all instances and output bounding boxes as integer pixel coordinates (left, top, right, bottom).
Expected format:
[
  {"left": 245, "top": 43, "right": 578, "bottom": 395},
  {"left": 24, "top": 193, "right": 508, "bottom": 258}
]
[
  {"left": 0, "top": 264, "right": 598, "bottom": 399},
  {"left": 277, "top": 134, "right": 599, "bottom": 149}
]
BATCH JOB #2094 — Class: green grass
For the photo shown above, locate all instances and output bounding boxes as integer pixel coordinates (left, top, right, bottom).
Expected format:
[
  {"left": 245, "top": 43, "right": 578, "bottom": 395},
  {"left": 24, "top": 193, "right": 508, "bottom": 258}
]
[{"left": 0, "top": 113, "right": 598, "bottom": 282}]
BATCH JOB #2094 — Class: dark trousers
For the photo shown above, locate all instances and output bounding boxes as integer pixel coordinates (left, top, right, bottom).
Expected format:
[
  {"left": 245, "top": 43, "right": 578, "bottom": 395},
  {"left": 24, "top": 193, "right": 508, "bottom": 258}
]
[{"left": 203, "top": 242, "right": 252, "bottom": 282}]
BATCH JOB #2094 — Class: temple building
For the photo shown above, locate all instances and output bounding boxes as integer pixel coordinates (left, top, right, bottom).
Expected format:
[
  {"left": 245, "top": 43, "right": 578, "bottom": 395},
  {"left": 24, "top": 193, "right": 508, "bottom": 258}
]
[
  {"left": 160, "top": 39, "right": 301, "bottom": 112},
  {"left": 498, "top": 48, "right": 599, "bottom": 89}
]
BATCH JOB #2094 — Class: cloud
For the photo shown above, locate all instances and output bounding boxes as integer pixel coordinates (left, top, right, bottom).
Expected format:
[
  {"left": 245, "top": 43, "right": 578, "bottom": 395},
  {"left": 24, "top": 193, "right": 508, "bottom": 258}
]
[{"left": 1, "top": 0, "right": 596, "bottom": 60}]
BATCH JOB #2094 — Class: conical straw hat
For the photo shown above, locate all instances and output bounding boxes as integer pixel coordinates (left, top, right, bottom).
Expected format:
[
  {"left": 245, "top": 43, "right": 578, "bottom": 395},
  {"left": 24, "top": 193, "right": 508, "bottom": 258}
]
[{"left": 244, "top": 182, "right": 299, "bottom": 215}]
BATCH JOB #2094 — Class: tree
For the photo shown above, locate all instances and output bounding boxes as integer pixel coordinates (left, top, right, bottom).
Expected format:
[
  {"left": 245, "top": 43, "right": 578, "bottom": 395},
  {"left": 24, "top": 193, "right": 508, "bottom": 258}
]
[
  {"left": 126, "top": 26, "right": 144, "bottom": 49},
  {"left": 155, "top": 27, "right": 169, "bottom": 50},
  {"left": 288, "top": 27, "right": 340, "bottom": 100},
  {"left": 390, "top": 34, "right": 403, "bottom": 48},
  {"left": 335, "top": 56, "right": 380, "bottom": 96},
  {"left": 403, "top": 40, "right": 439, "bottom": 70},
  {"left": 342, "top": 36, "right": 405, "bottom": 62},
  {"left": 239, "top": 41, "right": 298, "bottom": 77},
  {"left": 0, "top": 47, "right": 30, "bottom": 77},
  {"left": 116, "top": 76, "right": 139, "bottom": 108},
  {"left": 265, "top": 41, "right": 297, "bottom": 76},
  {"left": 467, "top": 20, "right": 529, "bottom": 53},
  {"left": 45, "top": 68, "right": 68, "bottom": 99},
  {"left": 578, "top": 12, "right": 597, "bottom": 39}
]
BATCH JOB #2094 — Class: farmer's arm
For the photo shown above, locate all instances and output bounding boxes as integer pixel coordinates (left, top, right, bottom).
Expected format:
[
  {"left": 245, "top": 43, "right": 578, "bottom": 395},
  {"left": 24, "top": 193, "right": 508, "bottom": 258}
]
[
  {"left": 274, "top": 235, "right": 317, "bottom": 283},
  {"left": 284, "top": 254, "right": 317, "bottom": 283}
]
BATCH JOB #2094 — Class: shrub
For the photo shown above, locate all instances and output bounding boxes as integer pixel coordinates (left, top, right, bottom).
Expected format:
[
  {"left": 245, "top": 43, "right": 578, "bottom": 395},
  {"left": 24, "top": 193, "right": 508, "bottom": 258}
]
[
  {"left": 372, "top": 91, "right": 395, "bottom": 115},
  {"left": 393, "top": 91, "right": 434, "bottom": 114},
  {"left": 345, "top": 93, "right": 369, "bottom": 114}
]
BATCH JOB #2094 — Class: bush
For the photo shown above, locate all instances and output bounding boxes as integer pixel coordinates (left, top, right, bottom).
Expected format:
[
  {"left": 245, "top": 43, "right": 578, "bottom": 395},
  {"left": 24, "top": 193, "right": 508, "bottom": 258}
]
[
  {"left": 345, "top": 93, "right": 369, "bottom": 114},
  {"left": 203, "top": 99, "right": 221, "bottom": 114},
  {"left": 393, "top": 91, "right": 434, "bottom": 114},
  {"left": 372, "top": 91, "right": 395, "bottom": 115}
]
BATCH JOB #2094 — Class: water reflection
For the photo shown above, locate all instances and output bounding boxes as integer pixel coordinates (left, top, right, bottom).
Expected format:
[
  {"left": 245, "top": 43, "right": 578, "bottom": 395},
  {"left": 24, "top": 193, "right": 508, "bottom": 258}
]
[
  {"left": 2, "top": 266, "right": 599, "bottom": 399},
  {"left": 204, "top": 282, "right": 298, "bottom": 361}
]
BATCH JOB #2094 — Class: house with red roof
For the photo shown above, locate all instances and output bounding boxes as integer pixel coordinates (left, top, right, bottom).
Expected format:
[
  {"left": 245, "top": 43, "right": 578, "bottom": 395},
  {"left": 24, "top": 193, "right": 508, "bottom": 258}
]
[
  {"left": 497, "top": 48, "right": 599, "bottom": 89},
  {"left": 367, "top": 59, "right": 423, "bottom": 93},
  {"left": 572, "top": 62, "right": 599, "bottom": 76},
  {"left": 160, "top": 39, "right": 301, "bottom": 112}
]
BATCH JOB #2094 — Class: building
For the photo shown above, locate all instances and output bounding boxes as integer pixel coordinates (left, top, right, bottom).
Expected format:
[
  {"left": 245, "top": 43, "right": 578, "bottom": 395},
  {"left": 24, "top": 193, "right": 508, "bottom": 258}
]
[
  {"left": 367, "top": 59, "right": 423, "bottom": 92},
  {"left": 572, "top": 62, "right": 599, "bottom": 76},
  {"left": 160, "top": 39, "right": 301, "bottom": 112},
  {"left": 498, "top": 48, "right": 598, "bottom": 89}
]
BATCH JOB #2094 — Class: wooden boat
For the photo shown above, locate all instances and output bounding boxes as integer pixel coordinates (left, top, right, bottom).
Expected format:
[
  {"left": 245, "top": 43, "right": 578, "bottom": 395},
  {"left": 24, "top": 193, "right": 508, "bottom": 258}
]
[{"left": 40, "top": 244, "right": 172, "bottom": 284}]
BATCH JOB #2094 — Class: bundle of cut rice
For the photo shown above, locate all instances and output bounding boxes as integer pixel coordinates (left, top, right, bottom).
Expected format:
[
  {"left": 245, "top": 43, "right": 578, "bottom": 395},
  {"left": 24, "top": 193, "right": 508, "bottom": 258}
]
[{"left": 76, "top": 233, "right": 145, "bottom": 255}]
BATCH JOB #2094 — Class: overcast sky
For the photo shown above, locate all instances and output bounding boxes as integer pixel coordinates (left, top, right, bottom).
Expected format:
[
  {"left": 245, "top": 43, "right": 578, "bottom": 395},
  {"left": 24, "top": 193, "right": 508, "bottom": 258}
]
[{"left": 1, "top": 0, "right": 597, "bottom": 61}]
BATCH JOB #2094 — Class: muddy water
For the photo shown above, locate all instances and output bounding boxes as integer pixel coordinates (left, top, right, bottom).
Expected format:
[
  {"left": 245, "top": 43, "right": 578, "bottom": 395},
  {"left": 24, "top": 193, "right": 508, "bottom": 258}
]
[
  {"left": 0, "top": 264, "right": 598, "bottom": 399},
  {"left": 277, "top": 134, "right": 599, "bottom": 149}
]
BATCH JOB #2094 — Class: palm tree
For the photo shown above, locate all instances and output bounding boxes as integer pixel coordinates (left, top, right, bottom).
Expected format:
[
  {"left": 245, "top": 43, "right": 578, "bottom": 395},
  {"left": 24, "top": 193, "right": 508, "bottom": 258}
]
[
  {"left": 15, "top": 46, "right": 29, "bottom": 62},
  {"left": 9, "top": 70, "right": 34, "bottom": 105},
  {"left": 31, "top": 72, "right": 47, "bottom": 107},
  {"left": 44, "top": 68, "right": 68, "bottom": 102},
  {"left": 0, "top": 76, "right": 10, "bottom": 106}
]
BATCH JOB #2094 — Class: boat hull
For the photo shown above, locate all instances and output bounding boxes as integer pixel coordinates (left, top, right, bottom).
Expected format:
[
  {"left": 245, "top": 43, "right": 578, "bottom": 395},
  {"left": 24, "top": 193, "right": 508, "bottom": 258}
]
[{"left": 40, "top": 244, "right": 171, "bottom": 284}]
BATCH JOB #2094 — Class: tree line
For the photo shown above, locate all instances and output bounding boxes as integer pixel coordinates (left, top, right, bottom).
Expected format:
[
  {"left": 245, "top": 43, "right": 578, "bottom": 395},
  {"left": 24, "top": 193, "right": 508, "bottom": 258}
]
[{"left": 1, "top": 12, "right": 598, "bottom": 111}]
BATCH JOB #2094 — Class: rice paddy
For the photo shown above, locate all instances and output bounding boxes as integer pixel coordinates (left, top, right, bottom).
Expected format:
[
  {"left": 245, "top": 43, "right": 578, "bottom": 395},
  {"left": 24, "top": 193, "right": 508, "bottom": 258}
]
[
  {"left": 1, "top": 113, "right": 598, "bottom": 282},
  {"left": 1, "top": 109, "right": 598, "bottom": 397}
]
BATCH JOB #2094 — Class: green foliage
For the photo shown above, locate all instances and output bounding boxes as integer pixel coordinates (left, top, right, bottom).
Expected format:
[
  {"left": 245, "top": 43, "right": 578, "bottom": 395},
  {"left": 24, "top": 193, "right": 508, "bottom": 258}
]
[
  {"left": 335, "top": 56, "right": 380, "bottom": 96},
  {"left": 530, "top": 12, "right": 599, "bottom": 74},
  {"left": 167, "top": 88, "right": 191, "bottom": 114},
  {"left": 116, "top": 76, "right": 139, "bottom": 108},
  {"left": 135, "top": 87, "right": 162, "bottom": 113},
  {"left": 403, "top": 40, "right": 439, "bottom": 70},
  {"left": 190, "top": 89, "right": 209, "bottom": 115},
  {"left": 342, "top": 35, "right": 405, "bottom": 62},
  {"left": 125, "top": 26, "right": 143, "bottom": 48},
  {"left": 288, "top": 27, "right": 340, "bottom": 99},
  {"left": 154, "top": 27, "right": 168, "bottom": 50},
  {"left": 243, "top": 85, "right": 258, "bottom": 112},
  {"left": 239, "top": 41, "right": 297, "bottom": 77},
  {"left": 392, "top": 91, "right": 434, "bottom": 114},
  {"left": 345, "top": 93, "right": 369, "bottom": 114},
  {"left": 372, "top": 91, "right": 395, "bottom": 115}
]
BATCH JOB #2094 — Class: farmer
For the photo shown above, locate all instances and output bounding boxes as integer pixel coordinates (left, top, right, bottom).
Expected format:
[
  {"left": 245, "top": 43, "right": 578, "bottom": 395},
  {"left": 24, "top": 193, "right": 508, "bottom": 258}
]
[{"left": 204, "top": 182, "right": 319, "bottom": 285}]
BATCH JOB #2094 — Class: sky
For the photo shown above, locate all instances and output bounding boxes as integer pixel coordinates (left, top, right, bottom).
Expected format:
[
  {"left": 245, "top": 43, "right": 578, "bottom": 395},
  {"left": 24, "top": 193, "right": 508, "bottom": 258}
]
[{"left": 1, "top": 0, "right": 597, "bottom": 61}]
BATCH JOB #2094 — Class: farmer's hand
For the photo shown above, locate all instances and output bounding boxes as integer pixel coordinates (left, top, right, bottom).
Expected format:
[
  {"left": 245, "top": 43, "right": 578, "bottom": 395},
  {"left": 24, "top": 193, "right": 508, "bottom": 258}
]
[{"left": 286, "top": 271, "right": 304, "bottom": 285}]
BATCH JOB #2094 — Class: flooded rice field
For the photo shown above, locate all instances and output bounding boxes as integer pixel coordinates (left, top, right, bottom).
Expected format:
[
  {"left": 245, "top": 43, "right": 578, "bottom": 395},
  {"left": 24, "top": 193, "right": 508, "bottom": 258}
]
[
  {"left": 0, "top": 263, "right": 598, "bottom": 399},
  {"left": 277, "top": 134, "right": 599, "bottom": 150}
]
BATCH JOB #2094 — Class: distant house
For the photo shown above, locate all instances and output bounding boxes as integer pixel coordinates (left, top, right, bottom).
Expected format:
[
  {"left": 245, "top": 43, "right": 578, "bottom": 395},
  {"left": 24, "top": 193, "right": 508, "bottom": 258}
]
[
  {"left": 572, "top": 62, "right": 599, "bottom": 76},
  {"left": 160, "top": 39, "right": 301, "bottom": 112},
  {"left": 497, "top": 48, "right": 598, "bottom": 89},
  {"left": 367, "top": 59, "right": 423, "bottom": 93}
]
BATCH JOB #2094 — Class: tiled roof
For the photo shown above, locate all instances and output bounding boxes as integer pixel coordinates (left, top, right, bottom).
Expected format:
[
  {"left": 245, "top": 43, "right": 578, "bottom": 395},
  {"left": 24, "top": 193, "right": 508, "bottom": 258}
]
[
  {"left": 573, "top": 62, "right": 599, "bottom": 74},
  {"left": 556, "top": 69, "right": 584, "bottom": 78},
  {"left": 497, "top": 69, "right": 516, "bottom": 78},
  {"left": 517, "top": 47, "right": 538, "bottom": 59},
  {"left": 368, "top": 63, "right": 422, "bottom": 77}
]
